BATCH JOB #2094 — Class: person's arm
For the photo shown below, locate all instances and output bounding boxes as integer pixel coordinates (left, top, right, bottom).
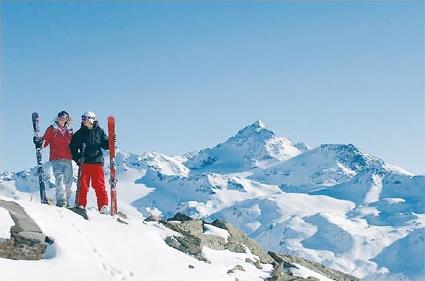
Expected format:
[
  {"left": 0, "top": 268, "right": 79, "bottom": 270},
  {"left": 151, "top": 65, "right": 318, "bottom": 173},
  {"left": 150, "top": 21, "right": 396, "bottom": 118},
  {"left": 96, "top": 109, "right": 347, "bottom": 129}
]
[
  {"left": 34, "top": 126, "right": 50, "bottom": 148},
  {"left": 69, "top": 131, "right": 81, "bottom": 163},
  {"left": 42, "top": 126, "right": 53, "bottom": 148}
]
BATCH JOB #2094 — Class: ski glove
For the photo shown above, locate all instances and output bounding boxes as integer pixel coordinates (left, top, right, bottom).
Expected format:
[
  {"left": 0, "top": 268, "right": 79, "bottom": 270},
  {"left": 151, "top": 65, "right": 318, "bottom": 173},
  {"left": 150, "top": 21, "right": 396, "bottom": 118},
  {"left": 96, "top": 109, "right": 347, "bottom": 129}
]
[{"left": 33, "top": 136, "right": 43, "bottom": 148}]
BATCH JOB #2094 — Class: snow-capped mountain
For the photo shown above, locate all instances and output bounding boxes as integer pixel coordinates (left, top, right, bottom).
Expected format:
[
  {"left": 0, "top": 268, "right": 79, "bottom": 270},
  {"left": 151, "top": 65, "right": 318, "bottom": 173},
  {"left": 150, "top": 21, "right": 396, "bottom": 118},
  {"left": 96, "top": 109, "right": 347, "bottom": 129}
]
[
  {"left": 251, "top": 143, "right": 411, "bottom": 188},
  {"left": 1, "top": 120, "right": 423, "bottom": 281},
  {"left": 185, "top": 121, "right": 307, "bottom": 172}
]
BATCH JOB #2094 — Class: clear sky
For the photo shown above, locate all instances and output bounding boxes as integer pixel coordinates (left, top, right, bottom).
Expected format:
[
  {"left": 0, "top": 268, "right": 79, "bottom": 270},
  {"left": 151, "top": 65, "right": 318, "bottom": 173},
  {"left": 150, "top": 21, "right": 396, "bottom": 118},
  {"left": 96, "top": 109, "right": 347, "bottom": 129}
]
[{"left": 1, "top": 1, "right": 424, "bottom": 174}]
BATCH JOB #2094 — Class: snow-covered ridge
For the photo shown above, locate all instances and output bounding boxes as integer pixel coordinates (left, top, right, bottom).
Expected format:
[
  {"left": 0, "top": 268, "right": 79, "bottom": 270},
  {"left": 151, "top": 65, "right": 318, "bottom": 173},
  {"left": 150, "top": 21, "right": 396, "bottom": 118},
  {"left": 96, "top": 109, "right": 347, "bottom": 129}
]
[
  {"left": 140, "top": 151, "right": 190, "bottom": 177},
  {"left": 251, "top": 143, "right": 412, "bottom": 187}
]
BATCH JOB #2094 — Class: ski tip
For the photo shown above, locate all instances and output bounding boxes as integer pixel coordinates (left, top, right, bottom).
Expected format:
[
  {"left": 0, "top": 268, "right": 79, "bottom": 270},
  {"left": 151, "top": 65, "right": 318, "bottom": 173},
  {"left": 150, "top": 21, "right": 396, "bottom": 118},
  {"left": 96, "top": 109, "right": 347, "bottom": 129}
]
[{"left": 32, "top": 112, "right": 39, "bottom": 120}]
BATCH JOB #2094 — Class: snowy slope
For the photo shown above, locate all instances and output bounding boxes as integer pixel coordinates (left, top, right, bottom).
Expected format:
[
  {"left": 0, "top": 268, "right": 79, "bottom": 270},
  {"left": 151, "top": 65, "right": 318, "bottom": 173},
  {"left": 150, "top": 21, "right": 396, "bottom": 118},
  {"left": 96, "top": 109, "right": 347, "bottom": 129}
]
[
  {"left": 0, "top": 198, "right": 274, "bottom": 281},
  {"left": 1, "top": 120, "right": 424, "bottom": 281},
  {"left": 207, "top": 192, "right": 423, "bottom": 279},
  {"left": 310, "top": 171, "right": 424, "bottom": 210},
  {"left": 134, "top": 169, "right": 280, "bottom": 218},
  {"left": 370, "top": 228, "right": 425, "bottom": 281}
]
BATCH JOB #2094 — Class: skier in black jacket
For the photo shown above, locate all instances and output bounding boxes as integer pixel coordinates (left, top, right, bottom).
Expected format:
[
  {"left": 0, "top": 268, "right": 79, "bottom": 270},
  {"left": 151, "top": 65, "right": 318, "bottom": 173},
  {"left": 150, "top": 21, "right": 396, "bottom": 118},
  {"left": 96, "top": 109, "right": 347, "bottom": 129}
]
[{"left": 69, "top": 111, "right": 110, "bottom": 214}]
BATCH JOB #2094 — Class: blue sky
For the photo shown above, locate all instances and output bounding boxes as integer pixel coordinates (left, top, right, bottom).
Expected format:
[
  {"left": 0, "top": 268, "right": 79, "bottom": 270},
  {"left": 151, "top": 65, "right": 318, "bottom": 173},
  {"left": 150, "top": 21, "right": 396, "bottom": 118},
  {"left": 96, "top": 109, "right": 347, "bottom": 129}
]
[{"left": 1, "top": 1, "right": 424, "bottom": 173}]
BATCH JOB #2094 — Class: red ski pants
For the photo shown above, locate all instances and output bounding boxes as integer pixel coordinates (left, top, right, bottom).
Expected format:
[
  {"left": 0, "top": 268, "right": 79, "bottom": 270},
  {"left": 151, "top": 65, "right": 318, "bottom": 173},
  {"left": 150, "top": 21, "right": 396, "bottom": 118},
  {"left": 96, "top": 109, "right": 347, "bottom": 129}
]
[{"left": 77, "top": 163, "right": 108, "bottom": 210}]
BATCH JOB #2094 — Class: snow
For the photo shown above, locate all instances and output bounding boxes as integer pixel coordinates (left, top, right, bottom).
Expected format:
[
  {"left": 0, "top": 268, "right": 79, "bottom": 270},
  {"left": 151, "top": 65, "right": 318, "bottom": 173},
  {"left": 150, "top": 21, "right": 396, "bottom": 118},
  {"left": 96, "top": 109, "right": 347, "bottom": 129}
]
[
  {"left": 1, "top": 120, "right": 424, "bottom": 281},
  {"left": 372, "top": 228, "right": 425, "bottom": 281},
  {"left": 251, "top": 144, "right": 385, "bottom": 187},
  {"left": 0, "top": 198, "right": 272, "bottom": 281},
  {"left": 383, "top": 163, "right": 412, "bottom": 176},
  {"left": 203, "top": 224, "right": 230, "bottom": 242},
  {"left": 141, "top": 151, "right": 190, "bottom": 177},
  {"left": 290, "top": 262, "right": 334, "bottom": 281},
  {"left": 0, "top": 207, "right": 14, "bottom": 239},
  {"left": 185, "top": 121, "right": 303, "bottom": 172},
  {"left": 363, "top": 174, "right": 383, "bottom": 204},
  {"left": 202, "top": 247, "right": 273, "bottom": 280}
]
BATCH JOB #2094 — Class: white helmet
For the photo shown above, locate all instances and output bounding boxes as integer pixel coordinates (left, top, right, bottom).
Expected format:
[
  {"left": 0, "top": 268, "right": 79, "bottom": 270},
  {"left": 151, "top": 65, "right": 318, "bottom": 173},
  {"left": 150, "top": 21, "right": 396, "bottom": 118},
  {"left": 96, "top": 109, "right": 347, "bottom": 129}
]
[{"left": 82, "top": 111, "right": 96, "bottom": 123}]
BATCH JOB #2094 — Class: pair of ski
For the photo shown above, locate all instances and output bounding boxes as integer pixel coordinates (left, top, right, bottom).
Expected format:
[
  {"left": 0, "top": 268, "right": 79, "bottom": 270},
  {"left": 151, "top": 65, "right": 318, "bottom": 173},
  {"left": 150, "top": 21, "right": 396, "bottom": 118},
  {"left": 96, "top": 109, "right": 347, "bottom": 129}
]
[{"left": 31, "top": 113, "right": 118, "bottom": 220}]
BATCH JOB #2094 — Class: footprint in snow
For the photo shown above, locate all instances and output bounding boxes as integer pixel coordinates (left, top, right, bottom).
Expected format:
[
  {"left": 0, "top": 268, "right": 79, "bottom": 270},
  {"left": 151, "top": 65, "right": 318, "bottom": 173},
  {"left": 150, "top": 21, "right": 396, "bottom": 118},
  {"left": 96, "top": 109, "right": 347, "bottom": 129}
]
[{"left": 57, "top": 208, "right": 134, "bottom": 280}]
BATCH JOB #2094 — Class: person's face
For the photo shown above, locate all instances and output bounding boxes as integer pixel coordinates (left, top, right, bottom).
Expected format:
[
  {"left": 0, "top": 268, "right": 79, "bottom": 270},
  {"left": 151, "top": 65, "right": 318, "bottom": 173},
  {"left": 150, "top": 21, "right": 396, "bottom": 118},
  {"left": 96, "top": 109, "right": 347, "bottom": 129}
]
[
  {"left": 82, "top": 116, "right": 94, "bottom": 127},
  {"left": 57, "top": 116, "right": 68, "bottom": 127}
]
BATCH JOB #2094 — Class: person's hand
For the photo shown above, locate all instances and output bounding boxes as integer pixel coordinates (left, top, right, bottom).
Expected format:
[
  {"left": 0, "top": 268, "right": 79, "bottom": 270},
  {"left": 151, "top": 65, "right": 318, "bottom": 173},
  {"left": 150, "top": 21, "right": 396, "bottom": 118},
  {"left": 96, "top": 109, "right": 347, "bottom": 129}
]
[
  {"left": 77, "top": 155, "right": 84, "bottom": 166},
  {"left": 33, "top": 136, "right": 43, "bottom": 147}
]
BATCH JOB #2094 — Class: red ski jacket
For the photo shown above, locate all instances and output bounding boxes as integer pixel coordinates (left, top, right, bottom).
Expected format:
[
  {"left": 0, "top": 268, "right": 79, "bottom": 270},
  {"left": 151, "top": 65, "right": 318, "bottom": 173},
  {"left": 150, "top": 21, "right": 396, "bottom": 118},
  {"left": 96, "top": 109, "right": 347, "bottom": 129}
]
[{"left": 43, "top": 124, "right": 73, "bottom": 161}]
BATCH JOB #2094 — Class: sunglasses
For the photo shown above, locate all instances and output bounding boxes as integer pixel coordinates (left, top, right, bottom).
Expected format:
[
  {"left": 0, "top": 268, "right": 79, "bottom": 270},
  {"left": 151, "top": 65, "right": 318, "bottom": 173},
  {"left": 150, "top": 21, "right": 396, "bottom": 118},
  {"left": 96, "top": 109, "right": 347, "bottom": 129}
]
[{"left": 81, "top": 116, "right": 95, "bottom": 121}]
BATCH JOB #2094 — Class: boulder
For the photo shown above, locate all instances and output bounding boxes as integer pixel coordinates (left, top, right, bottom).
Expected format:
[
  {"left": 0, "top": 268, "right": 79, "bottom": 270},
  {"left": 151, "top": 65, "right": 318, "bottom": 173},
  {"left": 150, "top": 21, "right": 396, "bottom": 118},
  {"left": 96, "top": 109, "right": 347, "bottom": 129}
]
[
  {"left": 160, "top": 215, "right": 274, "bottom": 264},
  {"left": 0, "top": 200, "right": 50, "bottom": 260}
]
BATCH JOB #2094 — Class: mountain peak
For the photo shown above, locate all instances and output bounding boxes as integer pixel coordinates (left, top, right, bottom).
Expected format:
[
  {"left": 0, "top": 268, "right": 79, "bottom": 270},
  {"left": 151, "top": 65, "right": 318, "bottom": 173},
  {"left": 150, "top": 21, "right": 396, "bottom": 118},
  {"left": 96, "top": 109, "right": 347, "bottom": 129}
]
[
  {"left": 245, "top": 120, "right": 267, "bottom": 132},
  {"left": 232, "top": 120, "right": 272, "bottom": 140},
  {"left": 251, "top": 120, "right": 266, "bottom": 129},
  {"left": 185, "top": 121, "right": 303, "bottom": 171}
]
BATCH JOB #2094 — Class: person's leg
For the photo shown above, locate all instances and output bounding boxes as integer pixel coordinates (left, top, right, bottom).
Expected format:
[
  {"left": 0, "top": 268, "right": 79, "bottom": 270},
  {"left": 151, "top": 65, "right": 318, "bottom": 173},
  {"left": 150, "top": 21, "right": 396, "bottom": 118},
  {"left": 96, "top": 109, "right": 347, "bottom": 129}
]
[
  {"left": 91, "top": 164, "right": 109, "bottom": 211},
  {"left": 52, "top": 160, "right": 67, "bottom": 206},
  {"left": 63, "top": 160, "right": 73, "bottom": 205},
  {"left": 77, "top": 164, "right": 91, "bottom": 208}
]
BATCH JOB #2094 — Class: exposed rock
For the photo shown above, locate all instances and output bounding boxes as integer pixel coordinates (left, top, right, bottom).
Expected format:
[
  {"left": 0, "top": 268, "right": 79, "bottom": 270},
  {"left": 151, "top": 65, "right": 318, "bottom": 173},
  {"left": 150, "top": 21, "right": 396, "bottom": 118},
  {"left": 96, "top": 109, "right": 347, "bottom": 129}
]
[
  {"left": 211, "top": 219, "right": 274, "bottom": 264},
  {"left": 269, "top": 265, "right": 311, "bottom": 281},
  {"left": 201, "top": 233, "right": 227, "bottom": 250},
  {"left": 168, "top": 212, "right": 193, "bottom": 222},
  {"left": 269, "top": 251, "right": 297, "bottom": 269},
  {"left": 116, "top": 217, "right": 128, "bottom": 224},
  {"left": 161, "top": 220, "right": 207, "bottom": 262},
  {"left": 268, "top": 251, "right": 360, "bottom": 281},
  {"left": 227, "top": 264, "right": 245, "bottom": 274},
  {"left": 117, "top": 211, "right": 128, "bottom": 219},
  {"left": 245, "top": 257, "right": 262, "bottom": 269},
  {"left": 44, "top": 236, "right": 54, "bottom": 244},
  {"left": 0, "top": 200, "right": 50, "bottom": 260},
  {"left": 160, "top": 214, "right": 359, "bottom": 281},
  {"left": 161, "top": 216, "right": 275, "bottom": 264},
  {"left": 169, "top": 219, "right": 204, "bottom": 236},
  {"left": 144, "top": 214, "right": 161, "bottom": 222}
]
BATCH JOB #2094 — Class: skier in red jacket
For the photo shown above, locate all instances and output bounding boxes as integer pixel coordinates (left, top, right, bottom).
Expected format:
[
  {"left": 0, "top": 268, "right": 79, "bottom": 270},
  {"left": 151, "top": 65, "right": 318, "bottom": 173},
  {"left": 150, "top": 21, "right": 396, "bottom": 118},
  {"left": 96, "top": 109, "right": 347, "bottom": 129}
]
[{"left": 33, "top": 111, "right": 74, "bottom": 207}]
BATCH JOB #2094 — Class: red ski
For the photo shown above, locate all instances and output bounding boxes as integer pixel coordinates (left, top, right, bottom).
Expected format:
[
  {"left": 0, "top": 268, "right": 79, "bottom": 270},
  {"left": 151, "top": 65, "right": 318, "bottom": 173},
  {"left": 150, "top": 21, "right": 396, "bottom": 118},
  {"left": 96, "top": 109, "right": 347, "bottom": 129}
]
[{"left": 108, "top": 116, "right": 118, "bottom": 216}]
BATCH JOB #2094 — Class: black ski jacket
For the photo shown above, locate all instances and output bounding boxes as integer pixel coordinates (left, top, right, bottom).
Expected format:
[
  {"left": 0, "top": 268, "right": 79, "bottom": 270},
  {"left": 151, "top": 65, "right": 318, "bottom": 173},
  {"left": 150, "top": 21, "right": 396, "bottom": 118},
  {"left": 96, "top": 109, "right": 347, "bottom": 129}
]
[{"left": 69, "top": 121, "right": 109, "bottom": 165}]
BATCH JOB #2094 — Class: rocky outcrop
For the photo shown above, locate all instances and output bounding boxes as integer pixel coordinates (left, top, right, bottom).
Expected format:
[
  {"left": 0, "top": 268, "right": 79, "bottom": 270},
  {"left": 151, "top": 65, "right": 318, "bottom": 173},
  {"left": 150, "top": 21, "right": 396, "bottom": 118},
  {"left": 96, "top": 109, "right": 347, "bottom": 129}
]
[
  {"left": 0, "top": 200, "right": 51, "bottom": 260},
  {"left": 159, "top": 213, "right": 273, "bottom": 264},
  {"left": 160, "top": 213, "right": 359, "bottom": 281},
  {"left": 267, "top": 251, "right": 359, "bottom": 281},
  {"left": 211, "top": 219, "right": 274, "bottom": 264}
]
